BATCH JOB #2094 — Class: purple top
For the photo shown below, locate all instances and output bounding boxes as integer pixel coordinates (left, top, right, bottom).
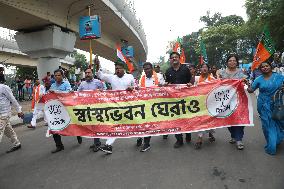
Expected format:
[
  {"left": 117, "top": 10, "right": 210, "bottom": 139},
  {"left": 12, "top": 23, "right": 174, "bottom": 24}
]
[{"left": 77, "top": 79, "right": 104, "bottom": 91}]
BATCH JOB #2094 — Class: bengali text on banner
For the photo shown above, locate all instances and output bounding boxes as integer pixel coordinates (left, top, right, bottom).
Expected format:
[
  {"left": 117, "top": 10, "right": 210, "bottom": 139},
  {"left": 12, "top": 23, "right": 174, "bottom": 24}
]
[{"left": 42, "top": 79, "right": 254, "bottom": 138}]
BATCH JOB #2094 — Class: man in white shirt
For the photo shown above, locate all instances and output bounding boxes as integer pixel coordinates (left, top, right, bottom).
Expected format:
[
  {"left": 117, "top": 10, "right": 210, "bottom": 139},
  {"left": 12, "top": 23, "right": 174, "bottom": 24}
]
[
  {"left": 96, "top": 62, "right": 135, "bottom": 154},
  {"left": 28, "top": 78, "right": 46, "bottom": 129},
  {"left": 137, "top": 62, "right": 165, "bottom": 152},
  {"left": 0, "top": 77, "right": 24, "bottom": 153}
]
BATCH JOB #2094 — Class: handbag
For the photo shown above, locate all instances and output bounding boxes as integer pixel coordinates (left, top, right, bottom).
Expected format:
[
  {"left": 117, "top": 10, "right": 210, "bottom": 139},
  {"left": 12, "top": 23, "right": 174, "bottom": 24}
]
[
  {"left": 271, "top": 88, "right": 284, "bottom": 120},
  {"left": 23, "top": 112, "right": 33, "bottom": 124}
]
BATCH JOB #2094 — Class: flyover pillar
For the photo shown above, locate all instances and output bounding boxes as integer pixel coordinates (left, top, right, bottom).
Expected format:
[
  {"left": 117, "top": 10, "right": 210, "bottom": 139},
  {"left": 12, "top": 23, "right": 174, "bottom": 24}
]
[{"left": 15, "top": 25, "right": 76, "bottom": 80}]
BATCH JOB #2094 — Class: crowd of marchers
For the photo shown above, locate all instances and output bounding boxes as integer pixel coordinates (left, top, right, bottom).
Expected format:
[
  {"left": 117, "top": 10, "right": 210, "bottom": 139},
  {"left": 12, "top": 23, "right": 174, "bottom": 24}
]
[{"left": 0, "top": 51, "right": 283, "bottom": 156}]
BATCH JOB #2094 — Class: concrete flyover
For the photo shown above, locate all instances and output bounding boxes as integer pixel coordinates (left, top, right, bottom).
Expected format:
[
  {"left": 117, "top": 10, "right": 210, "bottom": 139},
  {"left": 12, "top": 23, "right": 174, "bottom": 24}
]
[
  {"left": 0, "top": 0, "right": 148, "bottom": 78},
  {"left": 0, "top": 37, "right": 75, "bottom": 69}
]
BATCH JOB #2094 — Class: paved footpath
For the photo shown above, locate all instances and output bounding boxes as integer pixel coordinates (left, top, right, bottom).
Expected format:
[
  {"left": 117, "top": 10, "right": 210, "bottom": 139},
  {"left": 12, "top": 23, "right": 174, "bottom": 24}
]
[{"left": 1, "top": 96, "right": 284, "bottom": 189}]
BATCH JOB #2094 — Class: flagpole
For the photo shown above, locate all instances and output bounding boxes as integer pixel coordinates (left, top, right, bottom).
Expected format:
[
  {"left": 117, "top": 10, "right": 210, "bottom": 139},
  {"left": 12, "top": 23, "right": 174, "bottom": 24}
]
[{"left": 88, "top": 6, "right": 93, "bottom": 68}]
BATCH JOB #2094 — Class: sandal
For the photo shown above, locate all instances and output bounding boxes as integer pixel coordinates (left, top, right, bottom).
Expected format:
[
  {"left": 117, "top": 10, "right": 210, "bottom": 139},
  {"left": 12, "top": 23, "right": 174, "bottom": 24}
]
[{"left": 194, "top": 142, "right": 202, "bottom": 150}]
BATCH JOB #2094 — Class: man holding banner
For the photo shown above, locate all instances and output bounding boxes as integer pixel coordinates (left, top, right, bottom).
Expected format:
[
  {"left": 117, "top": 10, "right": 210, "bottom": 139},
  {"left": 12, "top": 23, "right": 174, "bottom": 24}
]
[
  {"left": 77, "top": 68, "right": 104, "bottom": 152},
  {"left": 137, "top": 62, "right": 165, "bottom": 152},
  {"left": 165, "top": 52, "right": 192, "bottom": 148},
  {"left": 49, "top": 69, "right": 83, "bottom": 153},
  {"left": 96, "top": 62, "right": 135, "bottom": 154}
]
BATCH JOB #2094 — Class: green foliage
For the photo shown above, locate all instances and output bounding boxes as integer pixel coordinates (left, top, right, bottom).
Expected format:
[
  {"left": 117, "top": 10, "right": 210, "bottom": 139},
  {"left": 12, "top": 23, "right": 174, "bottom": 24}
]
[
  {"left": 200, "top": 11, "right": 222, "bottom": 27},
  {"left": 16, "top": 66, "right": 37, "bottom": 79},
  {"left": 245, "top": 0, "right": 284, "bottom": 50},
  {"left": 72, "top": 50, "right": 88, "bottom": 71},
  {"left": 182, "top": 31, "right": 201, "bottom": 65},
  {"left": 202, "top": 24, "right": 244, "bottom": 66}
]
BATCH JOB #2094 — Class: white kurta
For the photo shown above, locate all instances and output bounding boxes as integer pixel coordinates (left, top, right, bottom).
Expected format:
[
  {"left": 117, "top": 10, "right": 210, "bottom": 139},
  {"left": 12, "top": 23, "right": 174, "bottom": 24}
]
[{"left": 31, "top": 85, "right": 46, "bottom": 127}]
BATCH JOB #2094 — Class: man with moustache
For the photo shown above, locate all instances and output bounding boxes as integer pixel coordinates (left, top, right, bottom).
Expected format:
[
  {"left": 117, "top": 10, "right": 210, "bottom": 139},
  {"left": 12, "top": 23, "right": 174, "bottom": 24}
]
[
  {"left": 95, "top": 62, "right": 135, "bottom": 154},
  {"left": 165, "top": 52, "right": 192, "bottom": 148},
  {"left": 77, "top": 68, "right": 104, "bottom": 152},
  {"left": 137, "top": 62, "right": 165, "bottom": 152},
  {"left": 49, "top": 69, "right": 83, "bottom": 153}
]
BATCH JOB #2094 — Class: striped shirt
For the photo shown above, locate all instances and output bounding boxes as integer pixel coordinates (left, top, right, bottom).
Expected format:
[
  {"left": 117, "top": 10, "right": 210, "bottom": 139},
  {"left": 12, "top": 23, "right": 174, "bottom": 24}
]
[{"left": 0, "top": 84, "right": 22, "bottom": 117}]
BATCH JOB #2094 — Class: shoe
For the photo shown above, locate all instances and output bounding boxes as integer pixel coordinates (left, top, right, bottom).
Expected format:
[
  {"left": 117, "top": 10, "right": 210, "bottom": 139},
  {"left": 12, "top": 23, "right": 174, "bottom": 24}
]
[
  {"left": 99, "top": 145, "right": 112, "bottom": 154},
  {"left": 6, "top": 144, "right": 21, "bottom": 153},
  {"left": 91, "top": 143, "right": 101, "bottom": 152},
  {"left": 136, "top": 138, "right": 143, "bottom": 147},
  {"left": 229, "top": 138, "right": 236, "bottom": 144},
  {"left": 27, "top": 125, "right": 36, "bottom": 129},
  {"left": 185, "top": 135, "right": 191, "bottom": 143},
  {"left": 90, "top": 142, "right": 101, "bottom": 149},
  {"left": 140, "top": 144, "right": 151, "bottom": 152},
  {"left": 93, "top": 145, "right": 100, "bottom": 152},
  {"left": 194, "top": 142, "right": 202, "bottom": 150},
  {"left": 209, "top": 133, "right": 215, "bottom": 143},
  {"left": 51, "top": 146, "right": 64, "bottom": 153},
  {"left": 236, "top": 141, "right": 244, "bottom": 150},
  {"left": 77, "top": 136, "right": 82, "bottom": 144},
  {"left": 163, "top": 135, "right": 168, "bottom": 139},
  {"left": 174, "top": 141, "right": 184, "bottom": 148}
]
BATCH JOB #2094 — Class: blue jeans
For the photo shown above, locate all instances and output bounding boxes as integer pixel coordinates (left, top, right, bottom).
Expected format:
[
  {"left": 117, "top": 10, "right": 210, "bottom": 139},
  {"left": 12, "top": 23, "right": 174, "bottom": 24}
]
[
  {"left": 25, "top": 87, "right": 32, "bottom": 99},
  {"left": 228, "top": 126, "right": 244, "bottom": 141}
]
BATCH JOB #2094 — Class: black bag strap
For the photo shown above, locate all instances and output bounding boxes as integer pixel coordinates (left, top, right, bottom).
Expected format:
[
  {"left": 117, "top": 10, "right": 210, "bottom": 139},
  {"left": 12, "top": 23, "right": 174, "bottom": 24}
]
[{"left": 273, "top": 88, "right": 284, "bottom": 107}]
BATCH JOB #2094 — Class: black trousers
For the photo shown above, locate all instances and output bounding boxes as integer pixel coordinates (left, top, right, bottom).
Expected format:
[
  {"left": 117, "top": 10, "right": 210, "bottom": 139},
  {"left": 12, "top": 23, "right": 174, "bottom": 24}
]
[
  {"left": 144, "top": 136, "right": 151, "bottom": 145},
  {"left": 93, "top": 138, "right": 101, "bottom": 145},
  {"left": 53, "top": 134, "right": 63, "bottom": 147},
  {"left": 53, "top": 134, "right": 82, "bottom": 147},
  {"left": 175, "top": 133, "right": 191, "bottom": 142}
]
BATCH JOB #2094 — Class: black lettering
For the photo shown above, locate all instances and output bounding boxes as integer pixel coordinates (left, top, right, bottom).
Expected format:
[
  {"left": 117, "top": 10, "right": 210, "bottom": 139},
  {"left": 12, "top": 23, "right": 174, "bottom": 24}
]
[{"left": 187, "top": 100, "right": 200, "bottom": 113}]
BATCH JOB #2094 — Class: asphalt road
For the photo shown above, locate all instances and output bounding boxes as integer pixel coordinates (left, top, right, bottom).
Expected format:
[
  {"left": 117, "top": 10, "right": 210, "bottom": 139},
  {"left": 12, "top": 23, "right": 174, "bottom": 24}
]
[{"left": 0, "top": 96, "right": 284, "bottom": 189}]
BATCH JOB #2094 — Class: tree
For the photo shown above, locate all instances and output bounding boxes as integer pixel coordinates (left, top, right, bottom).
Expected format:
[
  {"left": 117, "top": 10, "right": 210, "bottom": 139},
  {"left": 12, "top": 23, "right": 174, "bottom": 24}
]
[
  {"left": 198, "top": 13, "right": 254, "bottom": 67},
  {"left": 200, "top": 11, "right": 222, "bottom": 27},
  {"left": 72, "top": 50, "right": 88, "bottom": 71},
  {"left": 182, "top": 31, "right": 201, "bottom": 65},
  {"left": 16, "top": 66, "right": 37, "bottom": 79},
  {"left": 215, "top": 15, "right": 245, "bottom": 27},
  {"left": 245, "top": 0, "right": 284, "bottom": 50}
]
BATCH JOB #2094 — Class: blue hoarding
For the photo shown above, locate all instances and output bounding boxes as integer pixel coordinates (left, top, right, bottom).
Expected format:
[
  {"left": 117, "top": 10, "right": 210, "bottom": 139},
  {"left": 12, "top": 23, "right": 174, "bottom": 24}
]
[
  {"left": 121, "top": 46, "right": 134, "bottom": 58},
  {"left": 79, "top": 15, "right": 101, "bottom": 40}
]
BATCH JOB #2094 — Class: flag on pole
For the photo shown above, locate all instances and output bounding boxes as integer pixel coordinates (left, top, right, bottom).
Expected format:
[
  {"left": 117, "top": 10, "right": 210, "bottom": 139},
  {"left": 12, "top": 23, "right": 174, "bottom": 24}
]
[
  {"left": 200, "top": 38, "right": 208, "bottom": 65},
  {"left": 116, "top": 44, "right": 134, "bottom": 73},
  {"left": 173, "top": 37, "right": 186, "bottom": 64},
  {"left": 252, "top": 26, "right": 275, "bottom": 70}
]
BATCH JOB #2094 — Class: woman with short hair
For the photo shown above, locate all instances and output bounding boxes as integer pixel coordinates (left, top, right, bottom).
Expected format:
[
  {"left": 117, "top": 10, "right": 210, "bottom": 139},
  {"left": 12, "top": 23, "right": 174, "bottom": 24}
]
[{"left": 219, "top": 54, "right": 247, "bottom": 150}]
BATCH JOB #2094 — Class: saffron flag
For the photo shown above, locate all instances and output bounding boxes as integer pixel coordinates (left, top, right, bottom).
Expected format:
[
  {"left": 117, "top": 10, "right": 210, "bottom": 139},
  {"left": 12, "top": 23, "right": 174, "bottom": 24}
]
[
  {"left": 200, "top": 38, "right": 208, "bottom": 65},
  {"left": 42, "top": 80, "right": 253, "bottom": 138},
  {"left": 116, "top": 44, "right": 134, "bottom": 72},
  {"left": 173, "top": 37, "right": 186, "bottom": 64},
  {"left": 252, "top": 26, "right": 275, "bottom": 70}
]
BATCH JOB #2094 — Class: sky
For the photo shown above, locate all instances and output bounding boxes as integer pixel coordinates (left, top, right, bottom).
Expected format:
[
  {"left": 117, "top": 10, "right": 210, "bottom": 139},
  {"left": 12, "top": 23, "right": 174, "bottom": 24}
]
[{"left": 133, "top": 0, "right": 247, "bottom": 62}]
